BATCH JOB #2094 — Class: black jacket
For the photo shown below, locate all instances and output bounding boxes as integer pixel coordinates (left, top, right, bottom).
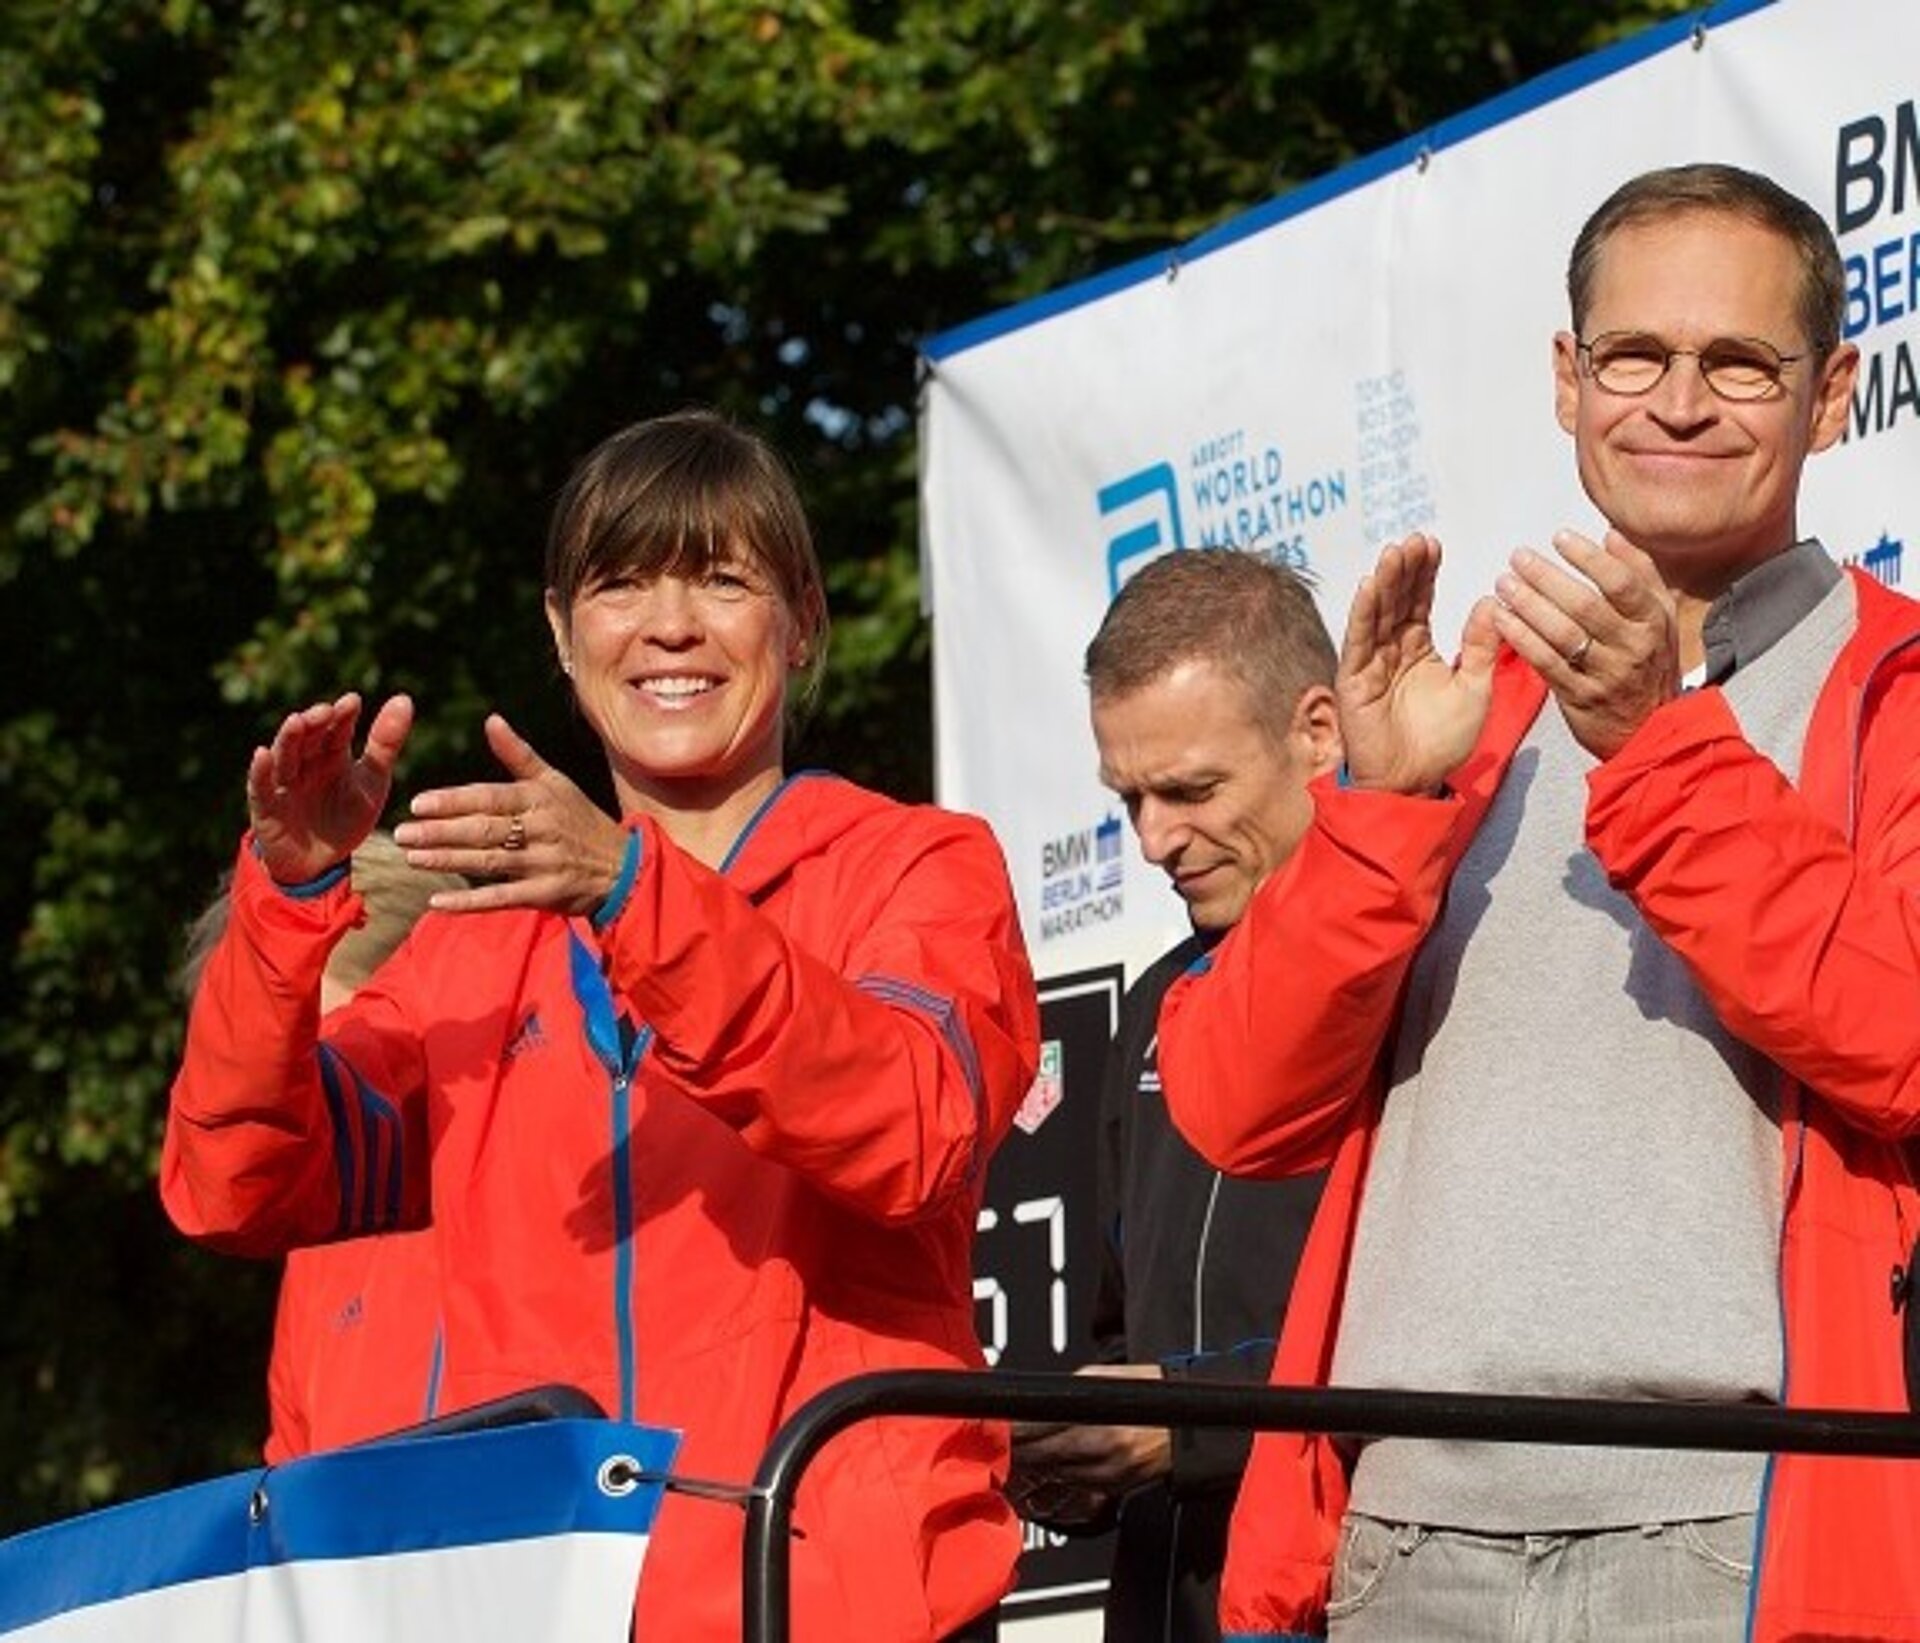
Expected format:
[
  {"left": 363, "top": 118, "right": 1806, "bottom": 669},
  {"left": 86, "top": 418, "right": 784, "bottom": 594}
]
[{"left": 1093, "top": 935, "right": 1325, "bottom": 1642}]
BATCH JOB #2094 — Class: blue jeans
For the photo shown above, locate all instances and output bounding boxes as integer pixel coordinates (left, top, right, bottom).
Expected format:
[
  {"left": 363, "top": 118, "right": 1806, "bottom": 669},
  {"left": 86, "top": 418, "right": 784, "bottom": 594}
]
[{"left": 1327, "top": 1513, "right": 1756, "bottom": 1642}]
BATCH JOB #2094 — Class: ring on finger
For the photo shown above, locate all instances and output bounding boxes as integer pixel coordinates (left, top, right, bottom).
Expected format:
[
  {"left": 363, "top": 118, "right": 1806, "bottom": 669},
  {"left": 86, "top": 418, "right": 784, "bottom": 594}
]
[
  {"left": 1566, "top": 633, "right": 1594, "bottom": 669},
  {"left": 503, "top": 814, "right": 528, "bottom": 852}
]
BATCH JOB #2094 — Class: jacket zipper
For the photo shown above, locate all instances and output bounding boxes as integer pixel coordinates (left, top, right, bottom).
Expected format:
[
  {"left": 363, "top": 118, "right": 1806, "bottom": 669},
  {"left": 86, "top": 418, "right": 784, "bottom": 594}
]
[
  {"left": 573, "top": 782, "right": 794, "bottom": 1426},
  {"left": 570, "top": 930, "right": 652, "bottom": 1425},
  {"left": 1159, "top": 1173, "right": 1225, "bottom": 1639}
]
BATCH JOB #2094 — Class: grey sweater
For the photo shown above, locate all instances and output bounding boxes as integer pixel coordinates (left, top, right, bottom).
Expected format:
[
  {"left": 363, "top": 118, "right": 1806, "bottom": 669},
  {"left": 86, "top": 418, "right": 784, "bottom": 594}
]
[{"left": 1331, "top": 569, "right": 1856, "bottom": 1532}]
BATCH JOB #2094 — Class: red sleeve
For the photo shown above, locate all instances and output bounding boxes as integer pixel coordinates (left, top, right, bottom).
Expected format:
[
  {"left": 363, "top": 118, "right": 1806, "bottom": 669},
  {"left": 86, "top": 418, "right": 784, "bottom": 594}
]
[
  {"left": 599, "top": 810, "right": 1039, "bottom": 1224},
  {"left": 161, "top": 840, "right": 431, "bottom": 1256},
  {"left": 1158, "top": 774, "right": 1466, "bottom": 1177},
  {"left": 1587, "top": 685, "right": 1920, "bottom": 1139}
]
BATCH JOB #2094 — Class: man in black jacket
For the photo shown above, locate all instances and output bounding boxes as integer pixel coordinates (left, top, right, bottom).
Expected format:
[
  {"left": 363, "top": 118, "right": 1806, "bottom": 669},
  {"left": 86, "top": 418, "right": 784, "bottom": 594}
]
[{"left": 1008, "top": 548, "right": 1338, "bottom": 1641}]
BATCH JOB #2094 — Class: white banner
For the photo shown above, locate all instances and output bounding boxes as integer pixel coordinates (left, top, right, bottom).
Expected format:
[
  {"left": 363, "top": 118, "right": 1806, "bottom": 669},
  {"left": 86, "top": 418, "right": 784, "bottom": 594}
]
[
  {"left": 0, "top": 1420, "right": 680, "bottom": 1643},
  {"left": 925, "top": 0, "right": 1920, "bottom": 989}
]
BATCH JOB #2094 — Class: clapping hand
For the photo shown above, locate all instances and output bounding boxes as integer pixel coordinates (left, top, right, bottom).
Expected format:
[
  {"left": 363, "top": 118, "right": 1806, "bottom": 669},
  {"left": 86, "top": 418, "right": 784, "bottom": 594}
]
[
  {"left": 1491, "top": 528, "right": 1681, "bottom": 760},
  {"left": 1337, "top": 534, "right": 1500, "bottom": 794},
  {"left": 394, "top": 714, "right": 633, "bottom": 916},
  {"left": 246, "top": 693, "right": 414, "bottom": 884}
]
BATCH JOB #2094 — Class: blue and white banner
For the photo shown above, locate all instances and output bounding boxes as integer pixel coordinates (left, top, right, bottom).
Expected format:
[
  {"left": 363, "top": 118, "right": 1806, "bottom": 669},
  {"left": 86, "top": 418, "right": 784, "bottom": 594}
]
[
  {"left": 0, "top": 1420, "right": 680, "bottom": 1642},
  {"left": 923, "top": 0, "right": 1920, "bottom": 988}
]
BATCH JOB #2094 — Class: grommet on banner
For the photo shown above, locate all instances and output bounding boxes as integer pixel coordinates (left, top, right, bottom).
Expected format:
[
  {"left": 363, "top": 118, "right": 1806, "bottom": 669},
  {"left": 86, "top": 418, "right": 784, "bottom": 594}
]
[
  {"left": 598, "top": 1455, "right": 642, "bottom": 1498},
  {"left": 1164, "top": 251, "right": 1181, "bottom": 284},
  {"left": 1415, "top": 145, "right": 1434, "bottom": 174},
  {"left": 248, "top": 1486, "right": 269, "bottom": 1526},
  {"left": 1691, "top": 21, "right": 1708, "bottom": 50}
]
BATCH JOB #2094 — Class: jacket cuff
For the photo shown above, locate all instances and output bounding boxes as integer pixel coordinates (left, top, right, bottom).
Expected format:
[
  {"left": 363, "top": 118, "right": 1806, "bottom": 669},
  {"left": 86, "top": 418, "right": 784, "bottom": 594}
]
[
  {"left": 1162, "top": 1349, "right": 1266, "bottom": 1497},
  {"left": 249, "top": 834, "right": 351, "bottom": 899},
  {"left": 1589, "top": 686, "right": 1737, "bottom": 789},
  {"left": 1335, "top": 762, "right": 1452, "bottom": 801}
]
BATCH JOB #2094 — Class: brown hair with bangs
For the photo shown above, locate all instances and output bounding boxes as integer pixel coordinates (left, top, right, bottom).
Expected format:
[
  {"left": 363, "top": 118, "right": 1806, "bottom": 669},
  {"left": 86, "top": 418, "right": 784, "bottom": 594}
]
[{"left": 544, "top": 410, "right": 830, "bottom": 705}]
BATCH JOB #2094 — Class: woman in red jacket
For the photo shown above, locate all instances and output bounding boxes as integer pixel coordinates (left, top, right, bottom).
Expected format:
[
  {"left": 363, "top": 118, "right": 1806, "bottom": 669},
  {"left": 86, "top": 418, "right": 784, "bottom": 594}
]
[{"left": 163, "top": 410, "right": 1039, "bottom": 1642}]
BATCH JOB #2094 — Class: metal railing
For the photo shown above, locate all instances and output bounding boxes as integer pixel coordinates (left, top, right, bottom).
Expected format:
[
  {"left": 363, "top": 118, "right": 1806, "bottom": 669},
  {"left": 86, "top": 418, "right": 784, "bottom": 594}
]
[{"left": 742, "top": 1369, "right": 1920, "bottom": 1643}]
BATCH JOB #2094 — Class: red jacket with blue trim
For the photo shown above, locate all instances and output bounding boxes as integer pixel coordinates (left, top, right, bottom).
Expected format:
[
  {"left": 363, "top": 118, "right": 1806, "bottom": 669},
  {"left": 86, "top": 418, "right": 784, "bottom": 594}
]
[
  {"left": 163, "top": 772, "right": 1040, "bottom": 1642},
  {"left": 1159, "top": 567, "right": 1920, "bottom": 1641},
  {"left": 263, "top": 1228, "right": 442, "bottom": 1464}
]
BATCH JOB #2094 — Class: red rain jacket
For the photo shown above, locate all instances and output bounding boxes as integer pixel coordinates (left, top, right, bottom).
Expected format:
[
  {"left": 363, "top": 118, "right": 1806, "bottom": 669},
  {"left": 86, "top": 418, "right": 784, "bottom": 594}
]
[
  {"left": 165, "top": 772, "right": 1039, "bottom": 1642},
  {"left": 263, "top": 1228, "right": 442, "bottom": 1464},
  {"left": 1161, "top": 568, "right": 1920, "bottom": 1641}
]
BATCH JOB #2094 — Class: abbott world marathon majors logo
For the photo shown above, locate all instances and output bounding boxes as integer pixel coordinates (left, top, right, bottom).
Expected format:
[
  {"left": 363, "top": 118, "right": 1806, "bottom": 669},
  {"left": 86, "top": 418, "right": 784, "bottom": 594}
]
[
  {"left": 1095, "top": 427, "right": 1347, "bottom": 593},
  {"left": 1037, "top": 813, "right": 1124, "bottom": 942}
]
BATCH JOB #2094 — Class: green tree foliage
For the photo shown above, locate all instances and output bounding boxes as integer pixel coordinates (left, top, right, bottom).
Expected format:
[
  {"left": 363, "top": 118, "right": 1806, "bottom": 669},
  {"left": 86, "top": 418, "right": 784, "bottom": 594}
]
[{"left": 0, "top": 0, "right": 1688, "bottom": 1529}]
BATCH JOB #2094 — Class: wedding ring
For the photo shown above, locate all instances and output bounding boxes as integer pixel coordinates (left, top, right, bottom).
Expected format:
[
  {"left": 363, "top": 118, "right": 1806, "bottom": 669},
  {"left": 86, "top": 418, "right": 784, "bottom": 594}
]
[
  {"left": 1566, "top": 633, "right": 1594, "bottom": 668},
  {"left": 503, "top": 815, "right": 528, "bottom": 852}
]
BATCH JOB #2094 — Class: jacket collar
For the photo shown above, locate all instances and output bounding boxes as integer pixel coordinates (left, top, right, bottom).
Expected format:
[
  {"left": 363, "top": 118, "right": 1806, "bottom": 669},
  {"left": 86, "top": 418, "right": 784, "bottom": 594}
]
[
  {"left": 1798, "top": 568, "right": 1920, "bottom": 840},
  {"left": 660, "top": 771, "right": 893, "bottom": 899}
]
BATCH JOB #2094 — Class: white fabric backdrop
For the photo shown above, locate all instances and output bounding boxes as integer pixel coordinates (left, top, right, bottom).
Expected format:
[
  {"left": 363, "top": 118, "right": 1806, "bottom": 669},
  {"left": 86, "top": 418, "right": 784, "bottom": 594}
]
[{"left": 924, "top": 0, "right": 1920, "bottom": 991}]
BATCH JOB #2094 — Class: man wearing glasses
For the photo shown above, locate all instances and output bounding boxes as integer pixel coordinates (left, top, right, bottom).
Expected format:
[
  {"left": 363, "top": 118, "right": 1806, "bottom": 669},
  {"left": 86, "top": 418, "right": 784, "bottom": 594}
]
[{"left": 1159, "top": 163, "right": 1920, "bottom": 1640}]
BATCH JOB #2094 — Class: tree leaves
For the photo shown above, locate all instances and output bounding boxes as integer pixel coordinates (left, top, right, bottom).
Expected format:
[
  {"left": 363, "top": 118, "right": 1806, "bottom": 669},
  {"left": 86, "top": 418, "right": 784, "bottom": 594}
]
[{"left": 0, "top": 0, "right": 1688, "bottom": 1528}]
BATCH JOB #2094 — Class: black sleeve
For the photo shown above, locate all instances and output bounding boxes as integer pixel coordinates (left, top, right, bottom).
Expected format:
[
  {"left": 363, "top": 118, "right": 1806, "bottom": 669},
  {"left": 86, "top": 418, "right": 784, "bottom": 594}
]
[{"left": 1160, "top": 1337, "right": 1276, "bottom": 1498}]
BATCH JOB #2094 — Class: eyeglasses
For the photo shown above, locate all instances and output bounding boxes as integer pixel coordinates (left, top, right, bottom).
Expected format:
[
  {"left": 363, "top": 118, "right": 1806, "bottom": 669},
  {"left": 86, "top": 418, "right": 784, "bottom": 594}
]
[{"left": 1575, "top": 331, "right": 1804, "bottom": 402}]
